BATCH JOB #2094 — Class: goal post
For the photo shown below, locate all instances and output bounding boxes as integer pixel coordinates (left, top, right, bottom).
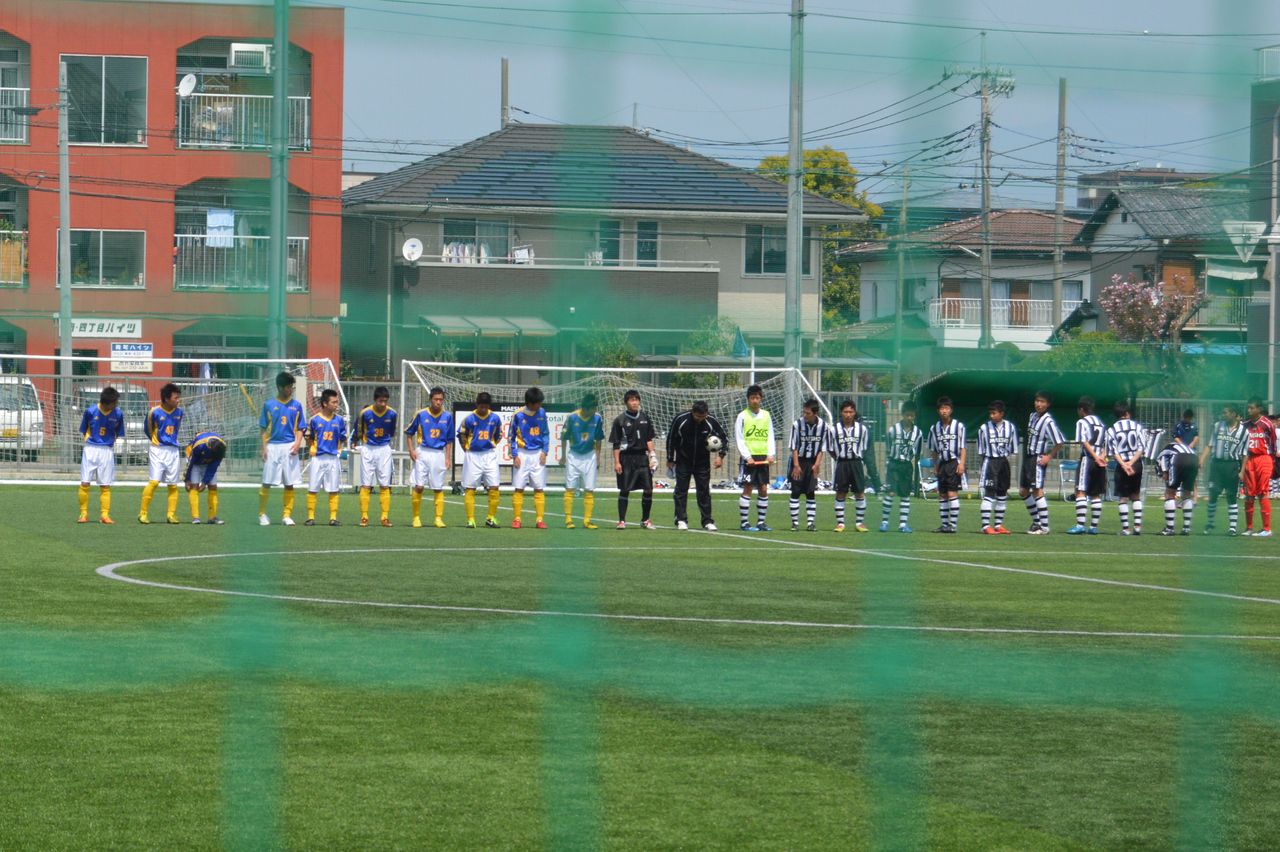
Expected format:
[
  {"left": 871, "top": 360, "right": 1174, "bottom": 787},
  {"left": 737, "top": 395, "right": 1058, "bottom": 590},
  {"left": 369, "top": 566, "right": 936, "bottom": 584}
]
[
  {"left": 400, "top": 360, "right": 831, "bottom": 487},
  {"left": 0, "top": 354, "right": 348, "bottom": 482}
]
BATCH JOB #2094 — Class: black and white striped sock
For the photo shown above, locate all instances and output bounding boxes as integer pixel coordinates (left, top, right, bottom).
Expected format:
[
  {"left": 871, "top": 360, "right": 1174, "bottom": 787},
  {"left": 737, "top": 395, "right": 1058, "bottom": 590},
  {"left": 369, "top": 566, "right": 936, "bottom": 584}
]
[
  {"left": 939, "top": 498, "right": 949, "bottom": 528},
  {"left": 1119, "top": 502, "right": 1130, "bottom": 531},
  {"left": 1036, "top": 496, "right": 1050, "bottom": 531},
  {"left": 790, "top": 497, "right": 800, "bottom": 527},
  {"left": 1024, "top": 495, "right": 1038, "bottom": 526},
  {"left": 1181, "top": 498, "right": 1194, "bottom": 532},
  {"left": 756, "top": 497, "right": 769, "bottom": 526},
  {"left": 855, "top": 498, "right": 867, "bottom": 525},
  {"left": 1206, "top": 498, "right": 1217, "bottom": 528},
  {"left": 949, "top": 497, "right": 961, "bottom": 530},
  {"left": 739, "top": 495, "right": 750, "bottom": 527},
  {"left": 1133, "top": 500, "right": 1144, "bottom": 532},
  {"left": 835, "top": 499, "right": 846, "bottom": 526},
  {"left": 806, "top": 498, "right": 816, "bottom": 526},
  {"left": 1075, "top": 497, "right": 1088, "bottom": 526},
  {"left": 1090, "top": 498, "right": 1102, "bottom": 529},
  {"left": 882, "top": 495, "right": 893, "bottom": 525},
  {"left": 1228, "top": 501, "right": 1239, "bottom": 530},
  {"left": 981, "top": 497, "right": 993, "bottom": 529},
  {"left": 995, "top": 497, "right": 1007, "bottom": 527},
  {"left": 1164, "top": 499, "right": 1176, "bottom": 530},
  {"left": 899, "top": 496, "right": 911, "bottom": 527}
]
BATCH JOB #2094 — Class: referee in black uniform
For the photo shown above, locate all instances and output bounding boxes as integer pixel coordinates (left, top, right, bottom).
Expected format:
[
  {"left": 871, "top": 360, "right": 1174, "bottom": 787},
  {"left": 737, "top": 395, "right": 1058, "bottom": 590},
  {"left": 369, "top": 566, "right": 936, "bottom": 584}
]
[
  {"left": 666, "top": 400, "right": 729, "bottom": 531},
  {"left": 609, "top": 389, "right": 658, "bottom": 530}
]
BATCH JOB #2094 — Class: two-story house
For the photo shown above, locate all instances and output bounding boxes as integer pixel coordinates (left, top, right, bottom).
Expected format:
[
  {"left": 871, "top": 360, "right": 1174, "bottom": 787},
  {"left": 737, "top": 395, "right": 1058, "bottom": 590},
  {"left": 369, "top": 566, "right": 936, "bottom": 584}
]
[
  {"left": 0, "top": 0, "right": 343, "bottom": 374},
  {"left": 340, "top": 123, "right": 866, "bottom": 375}
]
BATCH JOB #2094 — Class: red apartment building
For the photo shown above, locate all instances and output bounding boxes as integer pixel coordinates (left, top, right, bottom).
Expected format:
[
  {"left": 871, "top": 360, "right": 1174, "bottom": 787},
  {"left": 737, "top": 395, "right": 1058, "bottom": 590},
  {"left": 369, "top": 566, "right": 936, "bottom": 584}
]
[{"left": 0, "top": 0, "right": 342, "bottom": 376}]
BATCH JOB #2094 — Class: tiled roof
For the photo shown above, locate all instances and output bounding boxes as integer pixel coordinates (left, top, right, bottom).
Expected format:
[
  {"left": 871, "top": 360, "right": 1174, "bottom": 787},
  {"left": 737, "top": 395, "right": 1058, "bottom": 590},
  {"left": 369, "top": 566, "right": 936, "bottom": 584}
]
[
  {"left": 1075, "top": 188, "right": 1250, "bottom": 244},
  {"left": 841, "top": 209, "right": 1087, "bottom": 259},
  {"left": 343, "top": 123, "right": 862, "bottom": 217}
]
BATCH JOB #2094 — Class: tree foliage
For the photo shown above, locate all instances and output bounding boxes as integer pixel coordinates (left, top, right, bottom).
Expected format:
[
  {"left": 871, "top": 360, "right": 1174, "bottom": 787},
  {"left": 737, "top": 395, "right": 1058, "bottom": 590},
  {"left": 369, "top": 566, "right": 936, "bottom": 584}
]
[
  {"left": 578, "top": 323, "right": 637, "bottom": 369},
  {"left": 1097, "top": 274, "right": 1202, "bottom": 346},
  {"left": 757, "top": 147, "right": 882, "bottom": 329},
  {"left": 672, "top": 317, "right": 739, "bottom": 389}
]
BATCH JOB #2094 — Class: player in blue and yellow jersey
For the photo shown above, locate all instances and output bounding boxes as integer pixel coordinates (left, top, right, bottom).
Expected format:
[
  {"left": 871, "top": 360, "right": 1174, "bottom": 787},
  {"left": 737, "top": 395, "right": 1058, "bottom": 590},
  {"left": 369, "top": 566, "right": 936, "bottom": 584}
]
[
  {"left": 139, "top": 383, "right": 185, "bottom": 525},
  {"left": 305, "top": 389, "right": 348, "bottom": 526},
  {"left": 458, "top": 391, "right": 504, "bottom": 528},
  {"left": 258, "top": 371, "right": 306, "bottom": 526},
  {"left": 354, "top": 386, "right": 397, "bottom": 527},
  {"left": 185, "top": 430, "right": 227, "bottom": 524},
  {"left": 510, "top": 386, "right": 550, "bottom": 529},
  {"left": 78, "top": 386, "right": 126, "bottom": 524},
  {"left": 561, "top": 392, "right": 605, "bottom": 529},
  {"left": 406, "top": 386, "right": 454, "bottom": 528}
]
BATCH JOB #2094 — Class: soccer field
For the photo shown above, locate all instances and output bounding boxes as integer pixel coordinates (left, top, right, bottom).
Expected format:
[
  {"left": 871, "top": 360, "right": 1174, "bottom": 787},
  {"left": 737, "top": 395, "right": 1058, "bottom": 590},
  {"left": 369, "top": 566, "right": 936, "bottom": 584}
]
[{"left": 3, "top": 483, "right": 1279, "bottom": 849}]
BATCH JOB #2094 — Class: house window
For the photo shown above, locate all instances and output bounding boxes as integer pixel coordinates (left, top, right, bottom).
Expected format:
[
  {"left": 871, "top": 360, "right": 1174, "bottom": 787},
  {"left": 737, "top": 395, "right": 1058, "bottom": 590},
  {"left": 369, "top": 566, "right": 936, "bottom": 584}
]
[
  {"left": 63, "top": 55, "right": 147, "bottom": 145},
  {"left": 636, "top": 220, "right": 659, "bottom": 267},
  {"left": 441, "top": 218, "right": 509, "bottom": 263},
  {"left": 597, "top": 220, "right": 621, "bottom": 266},
  {"left": 59, "top": 229, "right": 145, "bottom": 288},
  {"left": 744, "top": 224, "right": 811, "bottom": 276},
  {"left": 1030, "top": 280, "right": 1084, "bottom": 303}
]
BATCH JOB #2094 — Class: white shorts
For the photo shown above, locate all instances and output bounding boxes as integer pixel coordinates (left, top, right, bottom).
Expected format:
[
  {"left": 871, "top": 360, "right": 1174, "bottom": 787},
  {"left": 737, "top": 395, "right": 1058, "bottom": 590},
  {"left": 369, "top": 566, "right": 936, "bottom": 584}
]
[
  {"left": 462, "top": 448, "right": 500, "bottom": 490},
  {"left": 148, "top": 444, "right": 181, "bottom": 485},
  {"left": 81, "top": 443, "right": 115, "bottom": 485},
  {"left": 410, "top": 448, "right": 448, "bottom": 491},
  {"left": 360, "top": 443, "right": 393, "bottom": 488},
  {"left": 309, "top": 454, "right": 342, "bottom": 493},
  {"left": 188, "top": 464, "right": 218, "bottom": 487},
  {"left": 512, "top": 450, "right": 547, "bottom": 490},
  {"left": 564, "top": 451, "right": 598, "bottom": 492},
  {"left": 262, "top": 442, "right": 302, "bottom": 487}
]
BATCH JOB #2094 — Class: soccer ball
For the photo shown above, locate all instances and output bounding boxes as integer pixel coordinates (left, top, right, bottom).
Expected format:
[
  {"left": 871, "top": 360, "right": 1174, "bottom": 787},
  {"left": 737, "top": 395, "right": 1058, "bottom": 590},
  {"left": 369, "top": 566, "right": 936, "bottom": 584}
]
[{"left": 706, "top": 435, "right": 723, "bottom": 452}]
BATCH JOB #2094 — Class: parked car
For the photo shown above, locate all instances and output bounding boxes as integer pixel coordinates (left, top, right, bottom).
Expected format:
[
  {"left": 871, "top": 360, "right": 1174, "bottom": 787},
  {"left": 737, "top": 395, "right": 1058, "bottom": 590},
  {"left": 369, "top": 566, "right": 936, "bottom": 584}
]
[{"left": 0, "top": 377, "right": 44, "bottom": 462}]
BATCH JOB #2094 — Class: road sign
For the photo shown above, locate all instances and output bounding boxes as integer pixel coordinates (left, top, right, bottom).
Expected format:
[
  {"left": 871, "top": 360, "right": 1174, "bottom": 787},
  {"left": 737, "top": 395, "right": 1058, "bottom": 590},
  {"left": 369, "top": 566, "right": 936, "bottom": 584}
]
[{"left": 1223, "top": 220, "right": 1267, "bottom": 264}]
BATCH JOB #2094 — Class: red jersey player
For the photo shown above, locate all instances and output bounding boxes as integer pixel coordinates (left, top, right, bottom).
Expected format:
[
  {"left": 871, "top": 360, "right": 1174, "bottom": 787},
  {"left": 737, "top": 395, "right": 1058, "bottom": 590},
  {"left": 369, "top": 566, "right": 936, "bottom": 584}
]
[{"left": 1240, "top": 398, "right": 1276, "bottom": 537}]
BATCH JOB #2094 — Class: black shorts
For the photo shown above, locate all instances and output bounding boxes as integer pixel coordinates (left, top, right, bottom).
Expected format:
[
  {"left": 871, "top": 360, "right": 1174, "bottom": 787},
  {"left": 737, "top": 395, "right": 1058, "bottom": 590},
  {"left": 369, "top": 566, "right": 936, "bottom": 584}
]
[
  {"left": 617, "top": 455, "right": 652, "bottom": 493},
  {"left": 1208, "top": 459, "right": 1240, "bottom": 501},
  {"left": 1114, "top": 459, "right": 1144, "bottom": 498},
  {"left": 979, "top": 456, "right": 1010, "bottom": 497},
  {"left": 834, "top": 458, "right": 867, "bottom": 495},
  {"left": 935, "top": 458, "right": 962, "bottom": 493},
  {"left": 789, "top": 458, "right": 818, "bottom": 497},
  {"left": 740, "top": 455, "right": 771, "bottom": 488},
  {"left": 1168, "top": 454, "right": 1199, "bottom": 492},
  {"left": 1076, "top": 458, "right": 1108, "bottom": 498},
  {"left": 1019, "top": 455, "right": 1048, "bottom": 492},
  {"left": 885, "top": 460, "right": 917, "bottom": 496}
]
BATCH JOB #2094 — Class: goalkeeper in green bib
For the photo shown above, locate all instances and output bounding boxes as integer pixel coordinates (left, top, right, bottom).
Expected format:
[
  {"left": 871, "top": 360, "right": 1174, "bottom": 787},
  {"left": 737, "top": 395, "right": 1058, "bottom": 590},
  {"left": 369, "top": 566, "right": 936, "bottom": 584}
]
[{"left": 734, "top": 384, "right": 776, "bottom": 531}]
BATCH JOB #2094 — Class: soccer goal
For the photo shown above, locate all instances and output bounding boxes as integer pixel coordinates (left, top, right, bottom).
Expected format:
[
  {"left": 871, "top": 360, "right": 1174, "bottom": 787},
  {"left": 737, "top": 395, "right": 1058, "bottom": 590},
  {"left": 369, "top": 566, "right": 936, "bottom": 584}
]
[
  {"left": 0, "top": 354, "right": 347, "bottom": 482},
  {"left": 400, "top": 360, "right": 830, "bottom": 486}
]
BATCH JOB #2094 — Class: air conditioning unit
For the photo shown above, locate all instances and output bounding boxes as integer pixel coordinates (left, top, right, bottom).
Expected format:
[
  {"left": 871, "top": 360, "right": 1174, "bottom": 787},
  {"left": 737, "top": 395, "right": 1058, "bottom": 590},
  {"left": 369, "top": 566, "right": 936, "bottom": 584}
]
[{"left": 229, "top": 43, "right": 272, "bottom": 73}]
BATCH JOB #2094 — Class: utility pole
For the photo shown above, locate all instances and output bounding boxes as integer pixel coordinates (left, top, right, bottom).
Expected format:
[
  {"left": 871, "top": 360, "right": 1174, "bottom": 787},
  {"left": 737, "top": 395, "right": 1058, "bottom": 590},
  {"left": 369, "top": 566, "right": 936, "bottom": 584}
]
[
  {"left": 783, "top": 0, "right": 805, "bottom": 373},
  {"left": 57, "top": 60, "right": 72, "bottom": 421},
  {"left": 892, "top": 167, "right": 909, "bottom": 397},
  {"left": 501, "top": 57, "right": 510, "bottom": 128},
  {"left": 1269, "top": 105, "right": 1279, "bottom": 406},
  {"left": 267, "top": 0, "right": 290, "bottom": 361},
  {"left": 1052, "top": 77, "right": 1067, "bottom": 330}
]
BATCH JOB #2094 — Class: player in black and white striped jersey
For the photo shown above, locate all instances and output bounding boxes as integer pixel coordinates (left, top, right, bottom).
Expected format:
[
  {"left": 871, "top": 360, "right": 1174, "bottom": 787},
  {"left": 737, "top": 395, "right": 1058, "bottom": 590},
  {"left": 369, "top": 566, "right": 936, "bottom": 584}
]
[
  {"left": 976, "top": 400, "right": 1019, "bottom": 534},
  {"left": 827, "top": 400, "right": 871, "bottom": 532},
  {"left": 1020, "top": 390, "right": 1065, "bottom": 534},
  {"left": 880, "top": 401, "right": 924, "bottom": 533},
  {"left": 1105, "top": 400, "right": 1147, "bottom": 535},
  {"left": 928, "top": 396, "right": 967, "bottom": 533},
  {"left": 1200, "top": 403, "right": 1247, "bottom": 535},
  {"left": 1068, "top": 396, "right": 1108, "bottom": 535},
  {"left": 1155, "top": 439, "right": 1198, "bottom": 535},
  {"left": 787, "top": 399, "right": 828, "bottom": 532}
]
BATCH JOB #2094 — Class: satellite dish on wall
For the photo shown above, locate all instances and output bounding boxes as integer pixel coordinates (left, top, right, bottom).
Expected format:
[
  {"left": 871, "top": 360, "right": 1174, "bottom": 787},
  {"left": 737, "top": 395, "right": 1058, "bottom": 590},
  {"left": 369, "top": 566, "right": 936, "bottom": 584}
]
[
  {"left": 176, "top": 74, "right": 198, "bottom": 98},
  {"left": 401, "top": 238, "right": 424, "bottom": 263}
]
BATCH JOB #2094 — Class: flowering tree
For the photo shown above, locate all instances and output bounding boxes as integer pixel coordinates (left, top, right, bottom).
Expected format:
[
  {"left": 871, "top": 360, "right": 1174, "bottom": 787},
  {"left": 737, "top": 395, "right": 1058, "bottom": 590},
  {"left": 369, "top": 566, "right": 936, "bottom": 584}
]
[{"left": 1098, "top": 274, "right": 1202, "bottom": 345}]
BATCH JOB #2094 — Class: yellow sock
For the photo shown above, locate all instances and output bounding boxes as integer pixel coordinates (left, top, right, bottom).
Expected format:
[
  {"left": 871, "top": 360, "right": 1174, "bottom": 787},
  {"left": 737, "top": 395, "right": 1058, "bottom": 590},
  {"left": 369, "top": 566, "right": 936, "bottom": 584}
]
[
  {"left": 307, "top": 492, "right": 318, "bottom": 520},
  {"left": 77, "top": 484, "right": 90, "bottom": 517},
  {"left": 188, "top": 489, "right": 201, "bottom": 519},
  {"left": 359, "top": 488, "right": 371, "bottom": 519},
  {"left": 258, "top": 487, "right": 270, "bottom": 516},
  {"left": 412, "top": 490, "right": 423, "bottom": 521},
  {"left": 534, "top": 491, "right": 545, "bottom": 521},
  {"left": 379, "top": 488, "right": 391, "bottom": 521},
  {"left": 282, "top": 488, "right": 295, "bottom": 519},
  {"left": 166, "top": 485, "right": 179, "bottom": 519},
  {"left": 140, "top": 481, "right": 158, "bottom": 516},
  {"left": 208, "top": 490, "right": 219, "bottom": 518},
  {"left": 512, "top": 490, "right": 524, "bottom": 520},
  {"left": 465, "top": 489, "right": 476, "bottom": 522},
  {"left": 328, "top": 493, "right": 340, "bottom": 520},
  {"left": 100, "top": 486, "right": 112, "bottom": 518},
  {"left": 564, "top": 490, "right": 574, "bottom": 520},
  {"left": 584, "top": 492, "right": 595, "bottom": 523},
  {"left": 434, "top": 491, "right": 445, "bottom": 520},
  {"left": 487, "top": 488, "right": 500, "bottom": 520}
]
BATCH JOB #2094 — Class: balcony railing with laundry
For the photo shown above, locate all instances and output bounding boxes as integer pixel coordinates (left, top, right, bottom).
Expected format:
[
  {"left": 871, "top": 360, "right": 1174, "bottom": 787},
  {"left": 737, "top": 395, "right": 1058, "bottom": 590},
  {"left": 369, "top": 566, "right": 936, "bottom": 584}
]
[
  {"left": 0, "top": 88, "right": 29, "bottom": 144},
  {"left": 176, "top": 93, "right": 311, "bottom": 150},
  {"left": 1187, "top": 295, "right": 1257, "bottom": 328},
  {"left": 928, "top": 298, "right": 1083, "bottom": 329},
  {"left": 173, "top": 234, "right": 309, "bottom": 292}
]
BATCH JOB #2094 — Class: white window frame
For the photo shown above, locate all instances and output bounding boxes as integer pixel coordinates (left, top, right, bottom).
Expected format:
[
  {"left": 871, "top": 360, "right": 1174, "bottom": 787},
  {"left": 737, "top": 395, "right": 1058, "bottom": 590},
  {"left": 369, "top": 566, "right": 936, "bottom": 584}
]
[
  {"left": 742, "top": 223, "right": 814, "bottom": 278},
  {"left": 58, "top": 228, "right": 147, "bottom": 289},
  {"left": 61, "top": 53, "right": 148, "bottom": 147}
]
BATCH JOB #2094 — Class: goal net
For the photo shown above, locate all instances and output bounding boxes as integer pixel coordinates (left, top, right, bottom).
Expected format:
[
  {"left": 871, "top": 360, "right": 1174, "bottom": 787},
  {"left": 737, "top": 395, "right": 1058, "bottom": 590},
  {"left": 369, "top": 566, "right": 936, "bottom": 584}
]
[
  {"left": 401, "top": 360, "right": 830, "bottom": 487},
  {"left": 0, "top": 355, "right": 347, "bottom": 482}
]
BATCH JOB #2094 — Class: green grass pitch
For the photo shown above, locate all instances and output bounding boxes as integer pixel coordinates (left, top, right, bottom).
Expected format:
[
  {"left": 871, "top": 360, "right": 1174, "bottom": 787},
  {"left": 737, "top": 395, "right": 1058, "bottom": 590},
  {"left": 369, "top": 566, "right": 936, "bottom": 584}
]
[{"left": 2, "top": 483, "right": 1279, "bottom": 849}]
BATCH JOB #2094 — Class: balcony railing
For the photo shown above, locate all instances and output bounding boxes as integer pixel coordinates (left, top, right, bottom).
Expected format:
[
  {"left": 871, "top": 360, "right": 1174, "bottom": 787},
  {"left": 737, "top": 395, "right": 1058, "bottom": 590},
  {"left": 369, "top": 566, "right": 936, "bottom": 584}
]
[
  {"left": 0, "top": 230, "right": 26, "bottom": 285},
  {"left": 1190, "top": 295, "right": 1254, "bottom": 328},
  {"left": 174, "top": 234, "right": 309, "bottom": 292},
  {"left": 176, "top": 93, "right": 311, "bottom": 150},
  {"left": 427, "top": 250, "right": 719, "bottom": 271},
  {"left": 0, "top": 88, "right": 30, "bottom": 144},
  {"left": 928, "top": 298, "right": 1083, "bottom": 329}
]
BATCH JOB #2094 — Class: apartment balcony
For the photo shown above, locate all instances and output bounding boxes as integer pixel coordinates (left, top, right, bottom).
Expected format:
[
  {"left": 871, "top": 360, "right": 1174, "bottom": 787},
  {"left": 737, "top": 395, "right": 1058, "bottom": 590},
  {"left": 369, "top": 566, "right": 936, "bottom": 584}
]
[
  {"left": 176, "top": 93, "right": 311, "bottom": 151},
  {"left": 0, "top": 230, "right": 25, "bottom": 285},
  {"left": 0, "top": 88, "right": 29, "bottom": 144},
  {"left": 1188, "top": 295, "right": 1259, "bottom": 329},
  {"left": 928, "top": 298, "right": 1082, "bottom": 329},
  {"left": 174, "top": 234, "right": 309, "bottom": 292}
]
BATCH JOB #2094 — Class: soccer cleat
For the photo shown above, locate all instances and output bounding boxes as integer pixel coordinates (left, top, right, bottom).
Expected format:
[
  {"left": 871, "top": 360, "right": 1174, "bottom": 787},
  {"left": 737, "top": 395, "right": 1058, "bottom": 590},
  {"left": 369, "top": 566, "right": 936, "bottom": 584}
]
[
  {"left": 704, "top": 522, "right": 718, "bottom": 531},
  {"left": 676, "top": 520, "right": 688, "bottom": 530},
  {"left": 138, "top": 514, "right": 150, "bottom": 525},
  {"left": 899, "top": 524, "right": 913, "bottom": 534},
  {"left": 359, "top": 517, "right": 369, "bottom": 528},
  {"left": 790, "top": 523, "right": 800, "bottom": 532},
  {"left": 192, "top": 518, "right": 202, "bottom": 525},
  {"left": 329, "top": 519, "right": 341, "bottom": 527},
  {"left": 1256, "top": 530, "right": 1273, "bottom": 538},
  {"left": 1120, "top": 529, "right": 1132, "bottom": 536},
  {"left": 565, "top": 520, "right": 576, "bottom": 529},
  {"left": 996, "top": 526, "right": 1012, "bottom": 535},
  {"left": 99, "top": 517, "right": 114, "bottom": 525},
  {"left": 982, "top": 526, "right": 999, "bottom": 535},
  {"left": 616, "top": 521, "right": 627, "bottom": 530},
  {"left": 484, "top": 518, "right": 499, "bottom": 529},
  {"left": 1228, "top": 528, "right": 1238, "bottom": 536},
  {"left": 511, "top": 518, "right": 523, "bottom": 530},
  {"left": 1242, "top": 529, "right": 1254, "bottom": 537},
  {"left": 210, "top": 517, "right": 225, "bottom": 526},
  {"left": 879, "top": 521, "right": 889, "bottom": 532},
  {"left": 465, "top": 519, "right": 477, "bottom": 529},
  {"left": 1160, "top": 528, "right": 1175, "bottom": 536},
  {"left": 757, "top": 523, "right": 772, "bottom": 532},
  {"left": 1087, "top": 527, "right": 1098, "bottom": 535},
  {"left": 1133, "top": 531, "right": 1141, "bottom": 536},
  {"left": 412, "top": 517, "right": 423, "bottom": 528},
  {"left": 641, "top": 520, "right": 657, "bottom": 530},
  {"left": 834, "top": 523, "right": 846, "bottom": 533},
  {"left": 77, "top": 515, "right": 88, "bottom": 524},
  {"left": 536, "top": 520, "right": 548, "bottom": 530},
  {"left": 583, "top": 521, "right": 598, "bottom": 530},
  {"left": 1180, "top": 530, "right": 1191, "bottom": 536},
  {"left": 166, "top": 516, "right": 180, "bottom": 525},
  {"left": 806, "top": 522, "right": 816, "bottom": 532},
  {"left": 382, "top": 518, "right": 393, "bottom": 528},
  {"left": 854, "top": 523, "right": 869, "bottom": 533},
  {"left": 304, "top": 519, "right": 315, "bottom": 526},
  {"left": 434, "top": 518, "right": 446, "bottom": 529},
  {"left": 1203, "top": 526, "right": 1214, "bottom": 535},
  {"left": 740, "top": 522, "right": 753, "bottom": 532},
  {"left": 259, "top": 514, "right": 271, "bottom": 526},
  {"left": 933, "top": 526, "right": 948, "bottom": 534},
  {"left": 1027, "top": 525, "right": 1041, "bottom": 535},
  {"left": 1028, "top": 527, "right": 1048, "bottom": 536},
  {"left": 1066, "top": 525, "right": 1088, "bottom": 535},
  {"left": 282, "top": 517, "right": 296, "bottom": 527}
]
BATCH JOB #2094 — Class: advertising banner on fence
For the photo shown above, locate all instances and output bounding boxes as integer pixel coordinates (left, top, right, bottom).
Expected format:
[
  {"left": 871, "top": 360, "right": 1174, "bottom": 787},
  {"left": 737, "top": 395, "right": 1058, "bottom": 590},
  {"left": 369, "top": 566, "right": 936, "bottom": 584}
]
[{"left": 452, "top": 403, "right": 576, "bottom": 466}]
